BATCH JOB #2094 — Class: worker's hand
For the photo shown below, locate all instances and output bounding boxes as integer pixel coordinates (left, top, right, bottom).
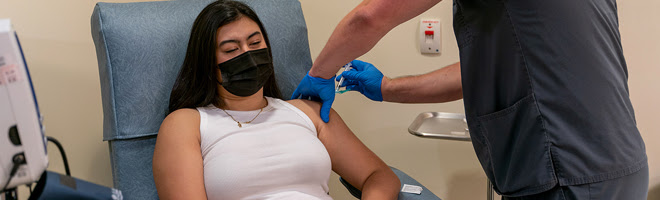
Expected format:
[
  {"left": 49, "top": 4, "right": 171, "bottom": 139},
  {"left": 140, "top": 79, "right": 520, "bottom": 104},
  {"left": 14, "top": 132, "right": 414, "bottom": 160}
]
[
  {"left": 291, "top": 72, "right": 336, "bottom": 123},
  {"left": 336, "top": 60, "right": 384, "bottom": 101}
]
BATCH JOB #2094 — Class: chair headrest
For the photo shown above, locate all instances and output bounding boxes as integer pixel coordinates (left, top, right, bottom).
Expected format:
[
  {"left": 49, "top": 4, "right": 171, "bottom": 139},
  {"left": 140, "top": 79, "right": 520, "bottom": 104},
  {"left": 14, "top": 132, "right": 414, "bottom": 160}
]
[{"left": 91, "top": 0, "right": 312, "bottom": 141}]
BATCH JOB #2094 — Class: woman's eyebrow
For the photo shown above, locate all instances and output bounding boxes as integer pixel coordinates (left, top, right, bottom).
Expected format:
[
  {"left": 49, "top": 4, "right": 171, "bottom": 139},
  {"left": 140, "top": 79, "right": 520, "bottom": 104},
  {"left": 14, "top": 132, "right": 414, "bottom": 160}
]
[
  {"left": 247, "top": 31, "right": 261, "bottom": 40},
  {"left": 219, "top": 39, "right": 239, "bottom": 47},
  {"left": 218, "top": 32, "right": 261, "bottom": 47}
]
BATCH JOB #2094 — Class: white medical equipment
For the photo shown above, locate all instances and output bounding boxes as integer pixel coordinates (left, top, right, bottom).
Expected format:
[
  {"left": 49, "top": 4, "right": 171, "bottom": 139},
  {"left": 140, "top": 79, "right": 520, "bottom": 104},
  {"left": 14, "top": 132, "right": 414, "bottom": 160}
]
[
  {"left": 419, "top": 18, "right": 441, "bottom": 54},
  {"left": 0, "top": 19, "right": 49, "bottom": 192},
  {"left": 0, "top": 19, "right": 120, "bottom": 200}
]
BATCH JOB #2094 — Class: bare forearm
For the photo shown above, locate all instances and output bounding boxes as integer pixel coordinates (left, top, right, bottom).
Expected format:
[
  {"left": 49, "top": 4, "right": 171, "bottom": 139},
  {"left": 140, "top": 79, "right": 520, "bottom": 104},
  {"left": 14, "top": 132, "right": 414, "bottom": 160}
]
[
  {"left": 360, "top": 168, "right": 400, "bottom": 200},
  {"left": 382, "top": 62, "right": 462, "bottom": 103},
  {"left": 310, "top": 3, "right": 392, "bottom": 79},
  {"left": 310, "top": 0, "right": 443, "bottom": 79}
]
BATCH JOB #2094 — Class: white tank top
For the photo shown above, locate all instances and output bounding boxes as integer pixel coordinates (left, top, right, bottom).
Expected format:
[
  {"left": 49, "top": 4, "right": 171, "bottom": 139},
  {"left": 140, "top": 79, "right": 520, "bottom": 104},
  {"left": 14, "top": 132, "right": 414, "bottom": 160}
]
[{"left": 197, "top": 97, "right": 332, "bottom": 200}]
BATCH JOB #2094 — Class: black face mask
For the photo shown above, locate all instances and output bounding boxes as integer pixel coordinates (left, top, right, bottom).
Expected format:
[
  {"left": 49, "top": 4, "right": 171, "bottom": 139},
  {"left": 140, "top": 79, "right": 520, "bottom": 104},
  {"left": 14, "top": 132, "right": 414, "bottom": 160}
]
[{"left": 217, "top": 48, "right": 274, "bottom": 97}]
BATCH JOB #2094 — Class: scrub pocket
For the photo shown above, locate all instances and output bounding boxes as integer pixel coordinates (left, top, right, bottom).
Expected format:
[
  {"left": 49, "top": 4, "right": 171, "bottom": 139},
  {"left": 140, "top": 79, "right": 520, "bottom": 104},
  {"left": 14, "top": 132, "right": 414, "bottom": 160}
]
[{"left": 471, "top": 94, "right": 557, "bottom": 196}]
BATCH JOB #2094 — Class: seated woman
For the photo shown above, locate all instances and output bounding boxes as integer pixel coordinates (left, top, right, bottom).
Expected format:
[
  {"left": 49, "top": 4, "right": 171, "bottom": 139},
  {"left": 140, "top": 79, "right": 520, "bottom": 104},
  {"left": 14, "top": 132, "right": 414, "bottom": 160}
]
[{"left": 152, "top": 1, "right": 400, "bottom": 199}]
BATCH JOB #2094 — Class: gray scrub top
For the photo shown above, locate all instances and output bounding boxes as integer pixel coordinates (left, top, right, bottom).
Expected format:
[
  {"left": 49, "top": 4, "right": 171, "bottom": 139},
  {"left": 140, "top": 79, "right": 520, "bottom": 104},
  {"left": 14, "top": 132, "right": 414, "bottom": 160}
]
[{"left": 453, "top": 0, "right": 647, "bottom": 197}]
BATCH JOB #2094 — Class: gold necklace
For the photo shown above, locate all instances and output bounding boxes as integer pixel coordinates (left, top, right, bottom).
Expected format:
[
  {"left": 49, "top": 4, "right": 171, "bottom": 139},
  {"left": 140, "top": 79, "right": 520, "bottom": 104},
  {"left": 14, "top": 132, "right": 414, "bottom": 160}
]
[{"left": 220, "top": 98, "right": 268, "bottom": 128}]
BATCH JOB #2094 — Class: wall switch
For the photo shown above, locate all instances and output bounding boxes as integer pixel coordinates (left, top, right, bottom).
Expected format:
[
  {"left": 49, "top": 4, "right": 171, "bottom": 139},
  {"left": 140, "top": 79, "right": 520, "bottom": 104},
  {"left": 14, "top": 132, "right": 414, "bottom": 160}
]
[{"left": 419, "top": 18, "right": 441, "bottom": 54}]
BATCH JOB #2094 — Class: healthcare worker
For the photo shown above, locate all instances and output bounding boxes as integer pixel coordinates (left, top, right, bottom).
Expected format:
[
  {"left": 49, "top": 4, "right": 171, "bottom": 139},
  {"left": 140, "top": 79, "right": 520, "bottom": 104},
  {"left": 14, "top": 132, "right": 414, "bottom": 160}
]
[{"left": 291, "top": 0, "right": 649, "bottom": 199}]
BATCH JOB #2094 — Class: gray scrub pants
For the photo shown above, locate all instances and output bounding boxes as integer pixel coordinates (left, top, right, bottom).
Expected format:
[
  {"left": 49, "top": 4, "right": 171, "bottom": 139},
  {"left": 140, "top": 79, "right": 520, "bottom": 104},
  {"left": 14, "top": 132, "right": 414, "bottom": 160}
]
[{"left": 502, "top": 164, "right": 649, "bottom": 200}]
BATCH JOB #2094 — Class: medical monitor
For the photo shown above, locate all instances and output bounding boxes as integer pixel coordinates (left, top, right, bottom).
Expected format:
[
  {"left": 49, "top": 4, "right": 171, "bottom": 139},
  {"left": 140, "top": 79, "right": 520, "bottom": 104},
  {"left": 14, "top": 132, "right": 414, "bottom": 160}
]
[{"left": 0, "top": 19, "right": 48, "bottom": 191}]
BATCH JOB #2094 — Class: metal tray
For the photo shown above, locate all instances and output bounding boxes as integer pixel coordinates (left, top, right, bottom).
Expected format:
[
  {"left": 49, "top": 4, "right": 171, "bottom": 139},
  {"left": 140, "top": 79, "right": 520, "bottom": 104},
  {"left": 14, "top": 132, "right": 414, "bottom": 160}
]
[{"left": 408, "top": 112, "right": 471, "bottom": 141}]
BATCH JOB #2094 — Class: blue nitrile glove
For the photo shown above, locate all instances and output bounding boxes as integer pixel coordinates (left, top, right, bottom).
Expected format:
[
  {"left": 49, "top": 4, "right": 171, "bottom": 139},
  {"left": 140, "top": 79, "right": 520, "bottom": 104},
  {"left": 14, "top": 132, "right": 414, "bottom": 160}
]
[
  {"left": 291, "top": 72, "right": 336, "bottom": 123},
  {"left": 336, "top": 60, "right": 384, "bottom": 101}
]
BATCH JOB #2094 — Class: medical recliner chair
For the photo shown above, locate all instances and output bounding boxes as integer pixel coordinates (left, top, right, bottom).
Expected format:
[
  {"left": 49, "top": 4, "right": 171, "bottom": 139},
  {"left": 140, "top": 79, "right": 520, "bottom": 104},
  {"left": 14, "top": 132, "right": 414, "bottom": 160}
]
[{"left": 90, "top": 0, "right": 441, "bottom": 199}]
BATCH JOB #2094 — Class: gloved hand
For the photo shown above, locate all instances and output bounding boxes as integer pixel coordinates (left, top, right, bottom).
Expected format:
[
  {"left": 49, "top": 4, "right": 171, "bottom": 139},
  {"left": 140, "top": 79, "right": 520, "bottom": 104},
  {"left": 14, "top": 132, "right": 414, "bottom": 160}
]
[
  {"left": 336, "top": 60, "right": 384, "bottom": 101},
  {"left": 291, "top": 72, "right": 336, "bottom": 123}
]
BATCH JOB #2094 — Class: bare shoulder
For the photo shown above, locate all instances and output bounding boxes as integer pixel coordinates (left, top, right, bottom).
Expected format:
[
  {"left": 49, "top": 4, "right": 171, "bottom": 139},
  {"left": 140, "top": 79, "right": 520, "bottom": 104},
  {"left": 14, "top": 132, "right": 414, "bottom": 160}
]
[
  {"left": 158, "top": 108, "right": 201, "bottom": 140},
  {"left": 162, "top": 108, "right": 200, "bottom": 125}
]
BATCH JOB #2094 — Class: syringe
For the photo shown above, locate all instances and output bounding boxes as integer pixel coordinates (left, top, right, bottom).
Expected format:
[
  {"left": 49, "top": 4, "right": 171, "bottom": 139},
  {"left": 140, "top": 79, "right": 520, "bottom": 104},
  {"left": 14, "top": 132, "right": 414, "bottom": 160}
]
[{"left": 335, "top": 63, "right": 352, "bottom": 93}]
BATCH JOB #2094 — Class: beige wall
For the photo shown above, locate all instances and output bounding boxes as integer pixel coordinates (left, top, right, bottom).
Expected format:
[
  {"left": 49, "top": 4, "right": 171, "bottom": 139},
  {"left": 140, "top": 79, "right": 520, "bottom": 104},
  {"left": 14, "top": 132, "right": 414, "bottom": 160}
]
[
  {"left": 0, "top": 0, "right": 154, "bottom": 198},
  {"left": 301, "top": 0, "right": 660, "bottom": 199},
  {"left": 619, "top": 1, "right": 660, "bottom": 199},
  {"left": 0, "top": 0, "right": 657, "bottom": 199},
  {"left": 298, "top": 1, "right": 487, "bottom": 199}
]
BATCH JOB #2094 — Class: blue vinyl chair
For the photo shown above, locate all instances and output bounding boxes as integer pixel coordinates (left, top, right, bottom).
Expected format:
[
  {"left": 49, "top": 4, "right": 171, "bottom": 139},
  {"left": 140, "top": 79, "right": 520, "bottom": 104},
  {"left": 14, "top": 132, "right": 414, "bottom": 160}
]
[{"left": 90, "top": 0, "right": 441, "bottom": 199}]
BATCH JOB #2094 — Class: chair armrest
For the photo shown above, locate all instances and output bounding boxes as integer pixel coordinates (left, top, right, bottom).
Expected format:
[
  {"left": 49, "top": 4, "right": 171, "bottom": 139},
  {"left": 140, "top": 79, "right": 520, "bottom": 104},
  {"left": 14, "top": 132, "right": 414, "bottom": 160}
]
[
  {"left": 339, "top": 176, "right": 363, "bottom": 199},
  {"left": 339, "top": 166, "right": 442, "bottom": 200}
]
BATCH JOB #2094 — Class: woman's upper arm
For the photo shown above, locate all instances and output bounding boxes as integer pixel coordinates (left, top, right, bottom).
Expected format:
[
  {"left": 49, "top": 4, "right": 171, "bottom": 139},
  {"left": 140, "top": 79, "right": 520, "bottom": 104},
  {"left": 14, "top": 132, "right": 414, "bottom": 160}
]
[
  {"left": 288, "top": 100, "right": 394, "bottom": 190},
  {"left": 153, "top": 108, "right": 207, "bottom": 200}
]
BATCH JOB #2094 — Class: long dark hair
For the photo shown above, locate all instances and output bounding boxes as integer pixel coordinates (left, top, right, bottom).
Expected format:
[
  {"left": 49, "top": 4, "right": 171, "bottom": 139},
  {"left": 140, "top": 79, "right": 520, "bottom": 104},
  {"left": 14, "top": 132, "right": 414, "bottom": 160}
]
[{"left": 168, "top": 0, "right": 282, "bottom": 113}]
